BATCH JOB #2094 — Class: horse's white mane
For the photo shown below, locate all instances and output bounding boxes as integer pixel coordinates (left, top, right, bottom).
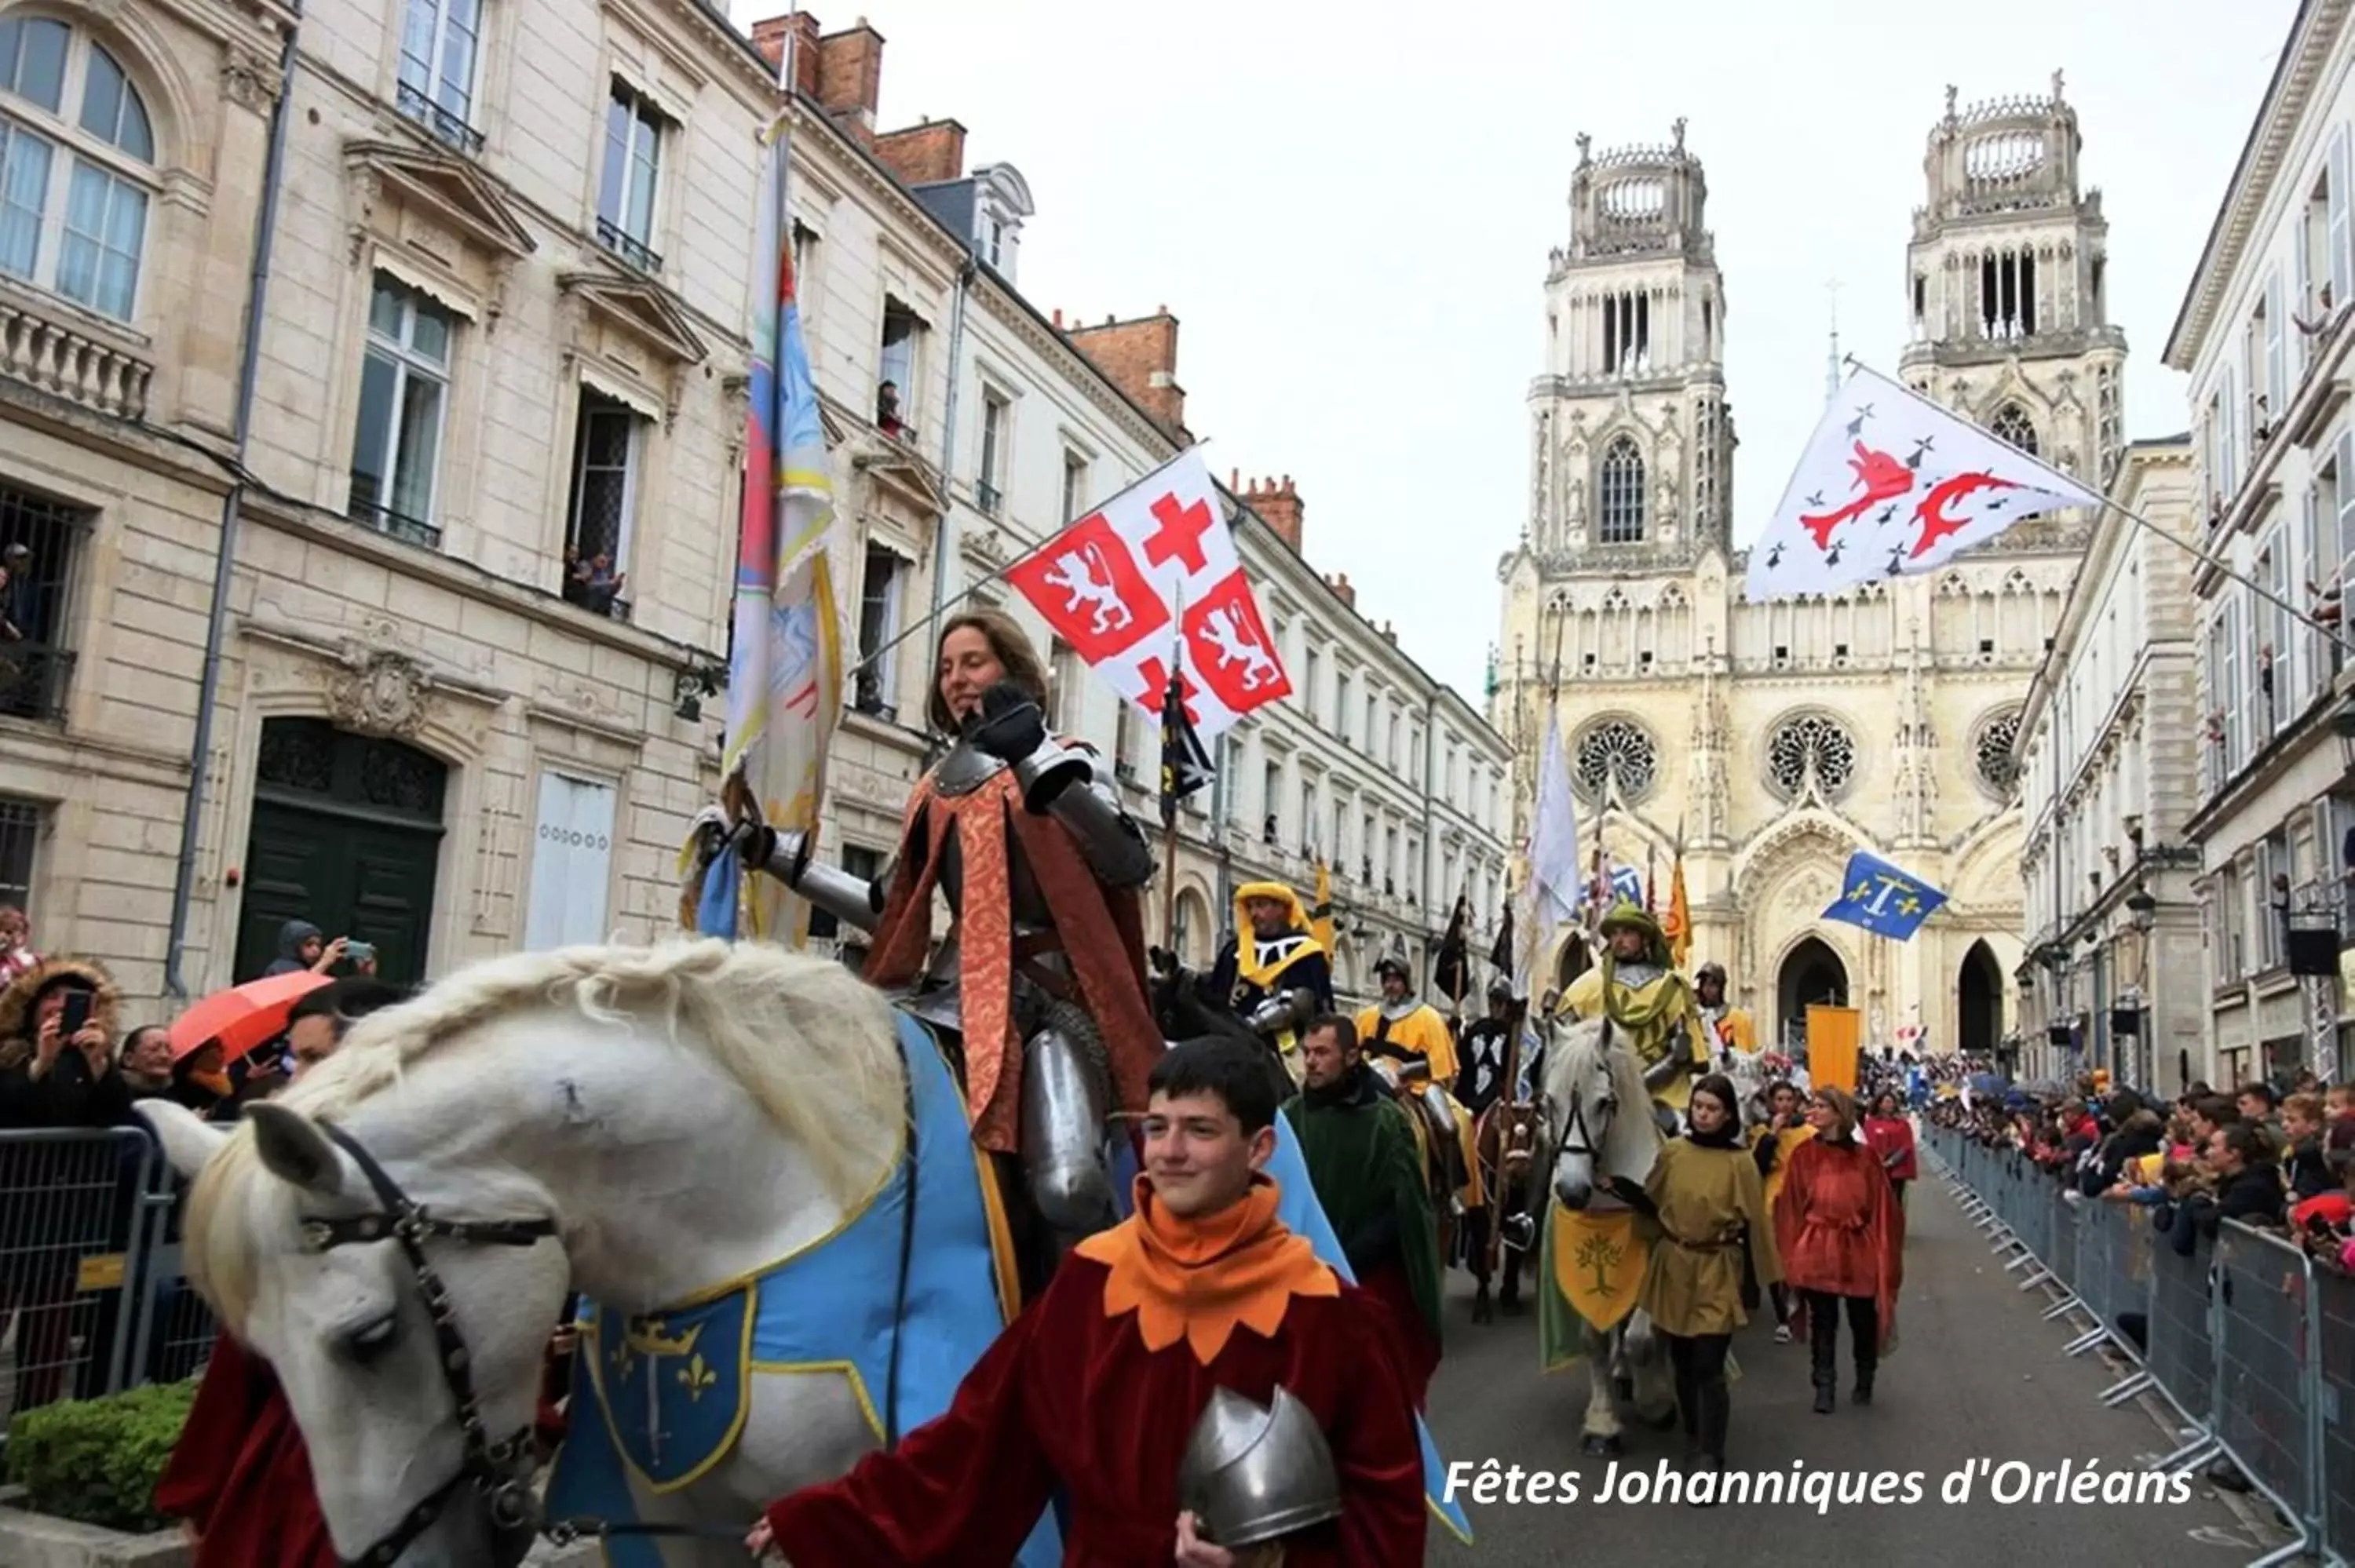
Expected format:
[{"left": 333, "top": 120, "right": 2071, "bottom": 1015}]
[
  {"left": 1542, "top": 1011, "right": 1664, "bottom": 1182},
  {"left": 188, "top": 939, "right": 906, "bottom": 1328}
]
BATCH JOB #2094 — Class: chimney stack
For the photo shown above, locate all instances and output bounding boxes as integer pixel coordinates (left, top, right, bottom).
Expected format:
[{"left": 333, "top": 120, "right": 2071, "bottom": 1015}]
[
  {"left": 1241, "top": 475, "right": 1303, "bottom": 553},
  {"left": 1067, "top": 309, "right": 1188, "bottom": 441},
  {"left": 873, "top": 116, "right": 967, "bottom": 185},
  {"left": 748, "top": 12, "right": 821, "bottom": 98},
  {"left": 1324, "top": 571, "right": 1355, "bottom": 608},
  {"left": 815, "top": 18, "right": 885, "bottom": 143}
]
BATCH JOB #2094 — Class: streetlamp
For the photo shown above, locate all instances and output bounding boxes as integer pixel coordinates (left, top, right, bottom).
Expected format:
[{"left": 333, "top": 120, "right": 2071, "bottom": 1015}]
[{"left": 2124, "top": 888, "right": 2157, "bottom": 1092}]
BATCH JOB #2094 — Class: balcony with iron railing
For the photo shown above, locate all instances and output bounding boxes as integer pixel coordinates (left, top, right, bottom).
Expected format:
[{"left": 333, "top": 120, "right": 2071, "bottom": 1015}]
[
  {"left": 394, "top": 82, "right": 487, "bottom": 157},
  {"left": 344, "top": 487, "right": 443, "bottom": 550},
  {"left": 0, "top": 641, "right": 74, "bottom": 722},
  {"left": 595, "top": 219, "right": 662, "bottom": 275}
]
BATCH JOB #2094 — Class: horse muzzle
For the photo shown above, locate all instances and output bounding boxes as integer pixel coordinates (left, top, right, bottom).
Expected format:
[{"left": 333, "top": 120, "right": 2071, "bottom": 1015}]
[{"left": 1554, "top": 1170, "right": 1594, "bottom": 1211}]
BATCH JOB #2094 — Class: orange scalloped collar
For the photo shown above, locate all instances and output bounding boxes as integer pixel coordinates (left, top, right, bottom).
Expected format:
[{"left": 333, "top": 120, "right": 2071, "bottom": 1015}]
[{"left": 1075, "top": 1176, "right": 1338, "bottom": 1365}]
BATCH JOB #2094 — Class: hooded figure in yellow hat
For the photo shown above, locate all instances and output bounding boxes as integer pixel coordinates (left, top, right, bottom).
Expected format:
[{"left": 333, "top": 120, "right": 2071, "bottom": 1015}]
[
  {"left": 1203, "top": 881, "right": 1334, "bottom": 1081},
  {"left": 1560, "top": 901, "right": 1709, "bottom": 1121}
]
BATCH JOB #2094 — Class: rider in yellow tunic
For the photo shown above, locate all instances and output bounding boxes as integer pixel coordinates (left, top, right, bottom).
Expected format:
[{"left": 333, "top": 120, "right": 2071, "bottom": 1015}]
[
  {"left": 1203, "top": 881, "right": 1334, "bottom": 1086},
  {"left": 1693, "top": 962, "right": 1758, "bottom": 1065},
  {"left": 1560, "top": 903, "right": 1708, "bottom": 1126},
  {"left": 1357, "top": 957, "right": 1483, "bottom": 1213}
]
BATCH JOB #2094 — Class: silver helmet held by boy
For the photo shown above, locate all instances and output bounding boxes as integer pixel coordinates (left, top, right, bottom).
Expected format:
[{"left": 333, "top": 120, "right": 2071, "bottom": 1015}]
[{"left": 1176, "top": 1385, "right": 1341, "bottom": 1549}]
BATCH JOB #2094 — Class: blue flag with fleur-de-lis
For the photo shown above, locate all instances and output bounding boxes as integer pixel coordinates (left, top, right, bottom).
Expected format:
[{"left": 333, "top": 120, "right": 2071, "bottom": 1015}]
[{"left": 1823, "top": 850, "right": 1949, "bottom": 940}]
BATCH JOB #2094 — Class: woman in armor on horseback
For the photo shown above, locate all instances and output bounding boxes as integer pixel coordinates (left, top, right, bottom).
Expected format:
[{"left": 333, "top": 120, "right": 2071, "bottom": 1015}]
[{"left": 738, "top": 607, "right": 1166, "bottom": 1292}]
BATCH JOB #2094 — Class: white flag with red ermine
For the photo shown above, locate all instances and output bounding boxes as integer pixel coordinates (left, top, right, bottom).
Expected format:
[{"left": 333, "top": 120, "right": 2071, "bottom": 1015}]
[
  {"left": 1745, "top": 365, "right": 2106, "bottom": 601},
  {"left": 1006, "top": 446, "right": 1291, "bottom": 742}
]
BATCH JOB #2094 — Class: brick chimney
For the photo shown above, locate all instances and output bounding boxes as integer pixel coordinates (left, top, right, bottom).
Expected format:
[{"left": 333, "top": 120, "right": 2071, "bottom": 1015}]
[
  {"left": 874, "top": 117, "right": 966, "bottom": 185},
  {"left": 816, "top": 19, "right": 885, "bottom": 143},
  {"left": 748, "top": 12, "right": 820, "bottom": 98},
  {"left": 1068, "top": 308, "right": 1188, "bottom": 440},
  {"left": 1236, "top": 472, "right": 1304, "bottom": 553},
  {"left": 1324, "top": 571, "right": 1355, "bottom": 608}
]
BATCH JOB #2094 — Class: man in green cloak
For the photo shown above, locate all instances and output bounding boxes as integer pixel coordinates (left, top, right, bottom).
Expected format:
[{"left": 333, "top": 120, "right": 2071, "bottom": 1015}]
[{"left": 1283, "top": 1013, "right": 1444, "bottom": 1409}]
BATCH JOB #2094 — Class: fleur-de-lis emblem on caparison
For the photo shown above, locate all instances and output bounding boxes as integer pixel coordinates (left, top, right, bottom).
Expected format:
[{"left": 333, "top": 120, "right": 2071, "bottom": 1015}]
[{"left": 678, "top": 1353, "right": 718, "bottom": 1402}]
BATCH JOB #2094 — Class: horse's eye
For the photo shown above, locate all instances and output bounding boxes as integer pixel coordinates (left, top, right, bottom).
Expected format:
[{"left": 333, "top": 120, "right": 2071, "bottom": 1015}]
[{"left": 341, "top": 1311, "right": 400, "bottom": 1363}]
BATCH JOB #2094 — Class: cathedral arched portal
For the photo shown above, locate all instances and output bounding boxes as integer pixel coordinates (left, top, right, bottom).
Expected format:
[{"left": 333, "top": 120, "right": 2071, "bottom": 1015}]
[
  {"left": 1776, "top": 937, "right": 1848, "bottom": 1053},
  {"left": 1959, "top": 939, "right": 2003, "bottom": 1059}
]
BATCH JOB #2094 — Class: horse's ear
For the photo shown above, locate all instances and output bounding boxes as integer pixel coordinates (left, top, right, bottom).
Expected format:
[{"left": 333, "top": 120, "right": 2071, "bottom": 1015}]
[
  {"left": 135, "top": 1099, "right": 230, "bottom": 1181},
  {"left": 246, "top": 1103, "right": 347, "bottom": 1198}
]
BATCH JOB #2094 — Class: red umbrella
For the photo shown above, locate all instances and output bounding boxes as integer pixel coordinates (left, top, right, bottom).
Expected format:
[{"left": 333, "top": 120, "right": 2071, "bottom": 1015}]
[{"left": 170, "top": 971, "right": 331, "bottom": 1063}]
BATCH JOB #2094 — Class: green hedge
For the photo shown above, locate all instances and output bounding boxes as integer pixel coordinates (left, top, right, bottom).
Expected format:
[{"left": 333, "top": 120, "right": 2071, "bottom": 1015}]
[{"left": 4, "top": 1378, "right": 198, "bottom": 1534}]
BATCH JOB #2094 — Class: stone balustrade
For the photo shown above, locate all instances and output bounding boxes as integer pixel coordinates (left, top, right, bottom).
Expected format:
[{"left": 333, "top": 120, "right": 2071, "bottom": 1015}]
[{"left": 0, "top": 293, "right": 152, "bottom": 421}]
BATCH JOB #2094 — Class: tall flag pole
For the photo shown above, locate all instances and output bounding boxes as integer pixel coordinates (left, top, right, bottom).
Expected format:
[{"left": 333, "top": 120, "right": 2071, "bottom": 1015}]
[{"left": 688, "top": 53, "right": 843, "bottom": 941}]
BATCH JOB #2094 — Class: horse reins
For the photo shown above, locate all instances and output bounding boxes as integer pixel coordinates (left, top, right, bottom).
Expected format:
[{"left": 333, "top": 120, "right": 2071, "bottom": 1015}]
[
  {"left": 305, "top": 1121, "right": 561, "bottom": 1567},
  {"left": 302, "top": 1025, "right": 931, "bottom": 1566}
]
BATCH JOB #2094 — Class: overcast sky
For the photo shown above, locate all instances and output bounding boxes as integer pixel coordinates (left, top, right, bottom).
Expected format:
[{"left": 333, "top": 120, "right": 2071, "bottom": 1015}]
[{"left": 730, "top": 0, "right": 2293, "bottom": 699}]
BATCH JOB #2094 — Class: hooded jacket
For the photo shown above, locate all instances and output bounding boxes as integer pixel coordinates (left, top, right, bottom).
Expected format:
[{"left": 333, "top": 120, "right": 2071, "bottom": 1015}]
[
  {"left": 262, "top": 920, "right": 323, "bottom": 977},
  {"left": 0, "top": 954, "right": 127, "bottom": 1129}
]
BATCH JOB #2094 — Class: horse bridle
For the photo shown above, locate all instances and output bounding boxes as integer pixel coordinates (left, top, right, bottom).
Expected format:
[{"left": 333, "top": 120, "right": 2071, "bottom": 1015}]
[
  {"left": 1552, "top": 1017, "right": 1617, "bottom": 1165},
  {"left": 302, "top": 1121, "right": 560, "bottom": 1567},
  {"left": 299, "top": 1042, "right": 928, "bottom": 1566}
]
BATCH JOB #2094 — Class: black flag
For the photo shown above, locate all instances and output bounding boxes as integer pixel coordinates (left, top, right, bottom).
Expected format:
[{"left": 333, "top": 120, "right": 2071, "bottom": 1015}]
[
  {"left": 1431, "top": 892, "right": 1470, "bottom": 1002},
  {"left": 1158, "top": 673, "right": 1212, "bottom": 827},
  {"left": 1488, "top": 900, "right": 1515, "bottom": 983}
]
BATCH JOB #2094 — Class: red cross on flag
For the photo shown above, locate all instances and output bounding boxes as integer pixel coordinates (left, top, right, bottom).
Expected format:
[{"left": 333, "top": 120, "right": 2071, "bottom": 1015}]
[
  {"left": 1745, "top": 364, "right": 2106, "bottom": 601},
  {"left": 1006, "top": 446, "right": 1291, "bottom": 741}
]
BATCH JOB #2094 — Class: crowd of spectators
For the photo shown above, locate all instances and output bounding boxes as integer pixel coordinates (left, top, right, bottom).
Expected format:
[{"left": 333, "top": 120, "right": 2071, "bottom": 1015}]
[{"left": 1924, "top": 1069, "right": 2355, "bottom": 1278}]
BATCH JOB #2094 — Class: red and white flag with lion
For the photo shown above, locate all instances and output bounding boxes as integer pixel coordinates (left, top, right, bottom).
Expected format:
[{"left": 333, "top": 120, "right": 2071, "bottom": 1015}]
[
  {"left": 1746, "top": 365, "right": 2105, "bottom": 601},
  {"left": 1007, "top": 447, "right": 1291, "bottom": 742}
]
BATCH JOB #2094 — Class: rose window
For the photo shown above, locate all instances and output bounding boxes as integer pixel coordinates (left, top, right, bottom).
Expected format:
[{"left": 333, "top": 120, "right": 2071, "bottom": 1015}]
[
  {"left": 1573, "top": 718, "right": 1657, "bottom": 804},
  {"left": 1975, "top": 708, "right": 2022, "bottom": 794},
  {"left": 1765, "top": 714, "right": 1856, "bottom": 800}
]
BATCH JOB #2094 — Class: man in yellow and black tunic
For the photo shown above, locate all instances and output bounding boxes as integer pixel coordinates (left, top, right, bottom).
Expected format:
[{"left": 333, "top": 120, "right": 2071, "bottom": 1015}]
[
  {"left": 1560, "top": 902, "right": 1709, "bottom": 1129},
  {"left": 1204, "top": 881, "right": 1333, "bottom": 1085}
]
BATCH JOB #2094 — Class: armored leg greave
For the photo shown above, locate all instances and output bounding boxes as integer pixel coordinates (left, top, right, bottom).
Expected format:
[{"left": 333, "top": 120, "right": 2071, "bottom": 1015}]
[{"left": 1018, "top": 999, "right": 1119, "bottom": 1234}]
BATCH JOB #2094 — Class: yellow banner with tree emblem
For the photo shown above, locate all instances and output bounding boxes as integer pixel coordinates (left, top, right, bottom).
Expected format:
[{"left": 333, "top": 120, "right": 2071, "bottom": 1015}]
[{"left": 1548, "top": 1205, "right": 1646, "bottom": 1332}]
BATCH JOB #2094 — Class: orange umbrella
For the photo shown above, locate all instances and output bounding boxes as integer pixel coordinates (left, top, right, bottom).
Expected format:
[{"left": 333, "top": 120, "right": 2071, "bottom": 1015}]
[{"left": 169, "top": 971, "right": 331, "bottom": 1063}]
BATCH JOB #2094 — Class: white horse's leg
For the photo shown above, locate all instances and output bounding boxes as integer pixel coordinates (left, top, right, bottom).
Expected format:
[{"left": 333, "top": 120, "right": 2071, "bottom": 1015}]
[
  {"left": 1623, "top": 1308, "right": 1680, "bottom": 1430},
  {"left": 1579, "top": 1322, "right": 1625, "bottom": 1451}
]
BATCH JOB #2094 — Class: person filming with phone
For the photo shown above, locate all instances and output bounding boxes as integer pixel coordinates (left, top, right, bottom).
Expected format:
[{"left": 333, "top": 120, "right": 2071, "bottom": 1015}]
[{"left": 0, "top": 955, "right": 124, "bottom": 1129}]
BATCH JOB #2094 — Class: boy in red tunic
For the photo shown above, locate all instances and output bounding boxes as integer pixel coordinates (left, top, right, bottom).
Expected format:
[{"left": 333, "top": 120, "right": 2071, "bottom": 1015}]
[{"left": 747, "top": 1037, "right": 1427, "bottom": 1567}]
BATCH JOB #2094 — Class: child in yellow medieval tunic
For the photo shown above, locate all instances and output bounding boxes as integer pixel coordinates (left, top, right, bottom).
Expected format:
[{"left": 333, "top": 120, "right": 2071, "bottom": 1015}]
[{"left": 1748, "top": 1080, "right": 1816, "bottom": 1340}]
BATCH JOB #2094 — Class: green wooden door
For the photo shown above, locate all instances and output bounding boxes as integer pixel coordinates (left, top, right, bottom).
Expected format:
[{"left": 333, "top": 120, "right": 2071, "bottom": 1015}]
[{"left": 233, "top": 719, "right": 445, "bottom": 988}]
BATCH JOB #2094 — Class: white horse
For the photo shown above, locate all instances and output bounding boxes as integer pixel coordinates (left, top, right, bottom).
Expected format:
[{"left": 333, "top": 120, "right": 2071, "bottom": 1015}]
[
  {"left": 137, "top": 940, "right": 1020, "bottom": 1568},
  {"left": 1541, "top": 1012, "right": 1678, "bottom": 1456}
]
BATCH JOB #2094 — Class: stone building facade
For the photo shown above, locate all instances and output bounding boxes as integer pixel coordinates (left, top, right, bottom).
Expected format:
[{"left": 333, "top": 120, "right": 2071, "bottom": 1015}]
[
  {"left": 754, "top": 13, "right": 1512, "bottom": 1008},
  {"left": 1496, "top": 87, "right": 2123, "bottom": 1058},
  {"left": 2013, "top": 438, "right": 2207, "bottom": 1096},
  {"left": 0, "top": 0, "right": 777, "bottom": 1005},
  {"left": 0, "top": 0, "right": 1513, "bottom": 1016},
  {"left": 2171, "top": 0, "right": 2355, "bottom": 1090}
]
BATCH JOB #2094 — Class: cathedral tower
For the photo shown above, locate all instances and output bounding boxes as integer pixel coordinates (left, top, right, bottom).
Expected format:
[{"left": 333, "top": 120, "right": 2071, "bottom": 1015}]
[
  {"left": 1899, "top": 75, "right": 2127, "bottom": 494},
  {"left": 1524, "top": 122, "right": 1737, "bottom": 566}
]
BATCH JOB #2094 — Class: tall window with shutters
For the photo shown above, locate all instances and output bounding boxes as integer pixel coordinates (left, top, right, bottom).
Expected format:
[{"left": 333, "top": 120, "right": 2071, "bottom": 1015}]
[
  {"left": 2331, "top": 126, "right": 2353, "bottom": 320},
  {"left": 2260, "top": 526, "right": 2291, "bottom": 735},
  {"left": 524, "top": 772, "right": 616, "bottom": 949},
  {"left": 2263, "top": 271, "right": 2285, "bottom": 427}
]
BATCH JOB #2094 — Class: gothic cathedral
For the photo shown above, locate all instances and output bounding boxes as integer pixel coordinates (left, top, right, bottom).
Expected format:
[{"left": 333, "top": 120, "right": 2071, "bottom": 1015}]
[{"left": 1495, "top": 82, "right": 2125, "bottom": 1059}]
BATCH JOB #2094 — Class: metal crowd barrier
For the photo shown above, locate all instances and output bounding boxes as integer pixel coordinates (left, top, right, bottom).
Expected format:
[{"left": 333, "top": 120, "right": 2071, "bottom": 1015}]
[
  {"left": 1924, "top": 1124, "right": 2340, "bottom": 1568},
  {"left": 0, "top": 1125, "right": 219, "bottom": 1442}
]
